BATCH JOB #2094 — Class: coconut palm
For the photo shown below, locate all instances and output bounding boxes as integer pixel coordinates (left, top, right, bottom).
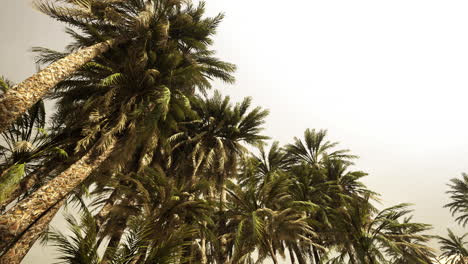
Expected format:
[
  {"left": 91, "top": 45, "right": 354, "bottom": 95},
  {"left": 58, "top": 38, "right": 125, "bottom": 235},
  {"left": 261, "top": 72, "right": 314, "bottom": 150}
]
[{"left": 0, "top": 0, "right": 235, "bottom": 255}]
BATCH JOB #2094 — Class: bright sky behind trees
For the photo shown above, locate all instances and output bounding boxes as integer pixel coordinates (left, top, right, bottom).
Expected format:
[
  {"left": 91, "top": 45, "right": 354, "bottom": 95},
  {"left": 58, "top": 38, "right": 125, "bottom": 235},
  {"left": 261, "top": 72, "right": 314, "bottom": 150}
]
[{"left": 2, "top": 0, "right": 468, "bottom": 263}]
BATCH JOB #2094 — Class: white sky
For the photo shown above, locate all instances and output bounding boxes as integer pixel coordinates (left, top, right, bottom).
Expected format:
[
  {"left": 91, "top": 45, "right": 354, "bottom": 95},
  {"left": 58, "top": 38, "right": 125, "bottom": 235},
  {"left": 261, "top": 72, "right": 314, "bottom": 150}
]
[{"left": 2, "top": 0, "right": 468, "bottom": 263}]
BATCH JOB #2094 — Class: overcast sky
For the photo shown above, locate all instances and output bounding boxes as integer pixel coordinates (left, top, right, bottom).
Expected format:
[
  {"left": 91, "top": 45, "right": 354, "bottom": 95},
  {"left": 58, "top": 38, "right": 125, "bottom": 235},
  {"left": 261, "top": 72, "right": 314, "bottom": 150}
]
[{"left": 2, "top": 0, "right": 468, "bottom": 263}]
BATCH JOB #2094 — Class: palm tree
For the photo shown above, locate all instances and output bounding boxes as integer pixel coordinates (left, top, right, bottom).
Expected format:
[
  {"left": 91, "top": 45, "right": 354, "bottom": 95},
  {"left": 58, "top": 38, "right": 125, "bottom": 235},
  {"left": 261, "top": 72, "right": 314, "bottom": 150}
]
[
  {"left": 46, "top": 206, "right": 196, "bottom": 264},
  {"left": 0, "top": 0, "right": 186, "bottom": 132},
  {"left": 0, "top": 0, "right": 235, "bottom": 255},
  {"left": 0, "top": 0, "right": 143, "bottom": 132},
  {"left": 169, "top": 91, "right": 269, "bottom": 185},
  {"left": 437, "top": 229, "right": 468, "bottom": 264},
  {"left": 286, "top": 129, "right": 357, "bottom": 167},
  {"left": 326, "top": 202, "right": 434, "bottom": 264},
  {"left": 445, "top": 173, "right": 468, "bottom": 227},
  {"left": 167, "top": 91, "right": 268, "bottom": 263},
  {"left": 284, "top": 131, "right": 369, "bottom": 264},
  {"left": 226, "top": 172, "right": 317, "bottom": 264},
  {"left": 0, "top": 39, "right": 118, "bottom": 134}
]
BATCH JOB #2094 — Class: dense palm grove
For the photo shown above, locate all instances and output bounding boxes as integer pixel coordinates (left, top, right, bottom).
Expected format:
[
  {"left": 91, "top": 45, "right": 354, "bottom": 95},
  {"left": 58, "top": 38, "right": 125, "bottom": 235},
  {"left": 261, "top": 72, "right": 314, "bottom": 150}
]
[{"left": 1, "top": 0, "right": 468, "bottom": 263}]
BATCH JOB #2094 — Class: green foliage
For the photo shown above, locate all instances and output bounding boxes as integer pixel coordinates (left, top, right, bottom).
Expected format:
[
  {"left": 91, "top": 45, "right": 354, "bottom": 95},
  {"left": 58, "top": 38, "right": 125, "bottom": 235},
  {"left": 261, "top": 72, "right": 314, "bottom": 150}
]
[
  {"left": 446, "top": 173, "right": 468, "bottom": 227},
  {"left": 0, "top": 164, "right": 25, "bottom": 203},
  {"left": 437, "top": 229, "right": 468, "bottom": 264},
  {"left": 1, "top": 1, "right": 439, "bottom": 264}
]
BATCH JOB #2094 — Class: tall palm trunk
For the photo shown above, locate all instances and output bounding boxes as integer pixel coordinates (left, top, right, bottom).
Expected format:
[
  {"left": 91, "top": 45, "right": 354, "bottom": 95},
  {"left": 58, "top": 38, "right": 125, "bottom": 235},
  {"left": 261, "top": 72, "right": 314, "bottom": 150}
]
[
  {"left": 0, "top": 39, "right": 117, "bottom": 133},
  {"left": 0, "top": 199, "right": 65, "bottom": 264},
  {"left": 0, "top": 143, "right": 115, "bottom": 254}
]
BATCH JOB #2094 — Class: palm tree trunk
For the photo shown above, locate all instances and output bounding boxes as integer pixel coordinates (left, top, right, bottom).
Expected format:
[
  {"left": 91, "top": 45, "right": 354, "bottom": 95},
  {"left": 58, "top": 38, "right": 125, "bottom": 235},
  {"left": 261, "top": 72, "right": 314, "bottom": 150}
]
[
  {"left": 0, "top": 143, "right": 115, "bottom": 254},
  {"left": 0, "top": 39, "right": 117, "bottom": 133},
  {"left": 0, "top": 199, "right": 65, "bottom": 264}
]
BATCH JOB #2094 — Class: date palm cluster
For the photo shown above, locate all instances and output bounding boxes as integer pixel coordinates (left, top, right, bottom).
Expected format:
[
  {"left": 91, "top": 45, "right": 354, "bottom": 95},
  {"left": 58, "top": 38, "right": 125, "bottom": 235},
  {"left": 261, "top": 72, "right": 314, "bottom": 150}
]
[{"left": 0, "top": 0, "right": 443, "bottom": 263}]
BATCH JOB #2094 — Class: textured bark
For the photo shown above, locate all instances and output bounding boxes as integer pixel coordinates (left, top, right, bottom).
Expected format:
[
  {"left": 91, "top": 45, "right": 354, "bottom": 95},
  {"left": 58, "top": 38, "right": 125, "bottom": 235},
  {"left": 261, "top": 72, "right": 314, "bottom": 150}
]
[
  {"left": 0, "top": 199, "right": 65, "bottom": 264},
  {"left": 0, "top": 39, "right": 116, "bottom": 133},
  {"left": 0, "top": 144, "right": 115, "bottom": 254}
]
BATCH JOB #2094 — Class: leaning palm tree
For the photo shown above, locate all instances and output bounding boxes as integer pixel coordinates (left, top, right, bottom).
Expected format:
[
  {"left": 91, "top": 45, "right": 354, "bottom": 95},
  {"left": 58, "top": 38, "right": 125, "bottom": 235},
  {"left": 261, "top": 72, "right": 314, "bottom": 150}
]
[
  {"left": 0, "top": 0, "right": 235, "bottom": 256},
  {"left": 0, "top": 0, "right": 129, "bottom": 133},
  {"left": 437, "top": 229, "right": 468, "bottom": 264}
]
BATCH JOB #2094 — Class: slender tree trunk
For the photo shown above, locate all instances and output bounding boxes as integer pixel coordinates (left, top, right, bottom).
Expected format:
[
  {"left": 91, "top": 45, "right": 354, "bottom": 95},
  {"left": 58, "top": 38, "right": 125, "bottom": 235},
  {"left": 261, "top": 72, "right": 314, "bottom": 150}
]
[
  {"left": 0, "top": 199, "right": 65, "bottom": 264},
  {"left": 0, "top": 144, "right": 115, "bottom": 254},
  {"left": 0, "top": 39, "right": 117, "bottom": 133}
]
